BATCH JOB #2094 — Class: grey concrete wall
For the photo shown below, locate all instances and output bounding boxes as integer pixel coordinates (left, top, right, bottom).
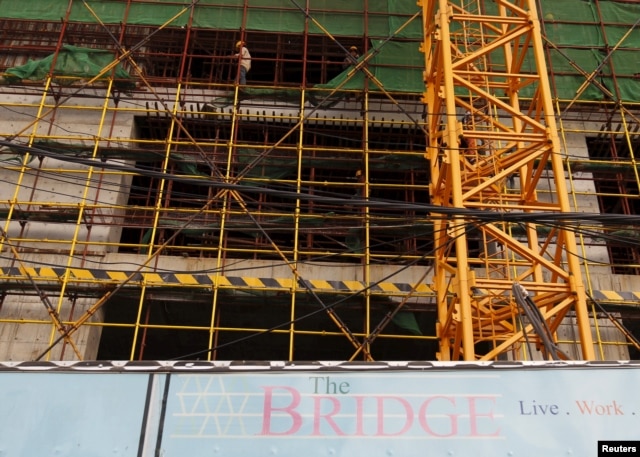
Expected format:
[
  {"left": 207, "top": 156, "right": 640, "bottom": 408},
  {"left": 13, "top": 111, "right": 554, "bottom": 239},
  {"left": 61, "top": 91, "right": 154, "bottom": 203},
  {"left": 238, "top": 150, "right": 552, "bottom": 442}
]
[
  {"left": 1, "top": 89, "right": 135, "bottom": 254},
  {"left": 0, "top": 295, "right": 104, "bottom": 361},
  {"left": 0, "top": 254, "right": 106, "bottom": 361}
]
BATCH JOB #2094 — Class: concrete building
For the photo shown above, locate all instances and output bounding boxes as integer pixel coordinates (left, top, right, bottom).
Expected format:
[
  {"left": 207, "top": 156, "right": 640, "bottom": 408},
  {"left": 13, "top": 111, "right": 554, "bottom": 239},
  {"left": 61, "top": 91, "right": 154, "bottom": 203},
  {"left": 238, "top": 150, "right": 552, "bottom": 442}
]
[{"left": 0, "top": 0, "right": 639, "bottom": 362}]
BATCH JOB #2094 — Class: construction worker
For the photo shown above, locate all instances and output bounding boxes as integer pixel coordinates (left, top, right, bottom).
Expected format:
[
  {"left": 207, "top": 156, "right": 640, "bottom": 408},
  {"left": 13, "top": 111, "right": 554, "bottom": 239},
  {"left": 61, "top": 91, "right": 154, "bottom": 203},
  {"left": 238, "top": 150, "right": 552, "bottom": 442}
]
[
  {"left": 234, "top": 40, "right": 251, "bottom": 84},
  {"left": 342, "top": 45, "right": 359, "bottom": 70}
]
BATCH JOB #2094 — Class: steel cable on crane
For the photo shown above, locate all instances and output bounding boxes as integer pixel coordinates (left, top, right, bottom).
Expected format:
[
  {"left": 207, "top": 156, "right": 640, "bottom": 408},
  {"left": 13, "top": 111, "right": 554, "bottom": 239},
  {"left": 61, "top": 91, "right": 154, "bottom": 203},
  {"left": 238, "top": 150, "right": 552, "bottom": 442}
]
[{"left": 512, "top": 283, "right": 569, "bottom": 361}]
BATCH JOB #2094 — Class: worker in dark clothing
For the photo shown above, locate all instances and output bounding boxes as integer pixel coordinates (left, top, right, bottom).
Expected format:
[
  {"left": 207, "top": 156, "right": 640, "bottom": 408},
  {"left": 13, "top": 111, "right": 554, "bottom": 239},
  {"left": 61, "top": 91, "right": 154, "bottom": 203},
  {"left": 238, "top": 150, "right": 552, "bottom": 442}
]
[{"left": 342, "top": 46, "right": 360, "bottom": 70}]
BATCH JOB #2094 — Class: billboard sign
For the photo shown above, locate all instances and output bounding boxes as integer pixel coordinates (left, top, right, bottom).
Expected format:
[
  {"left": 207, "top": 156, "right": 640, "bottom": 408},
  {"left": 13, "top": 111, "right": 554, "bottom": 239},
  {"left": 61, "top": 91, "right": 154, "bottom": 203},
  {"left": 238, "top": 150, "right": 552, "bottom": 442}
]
[{"left": 0, "top": 361, "right": 638, "bottom": 456}]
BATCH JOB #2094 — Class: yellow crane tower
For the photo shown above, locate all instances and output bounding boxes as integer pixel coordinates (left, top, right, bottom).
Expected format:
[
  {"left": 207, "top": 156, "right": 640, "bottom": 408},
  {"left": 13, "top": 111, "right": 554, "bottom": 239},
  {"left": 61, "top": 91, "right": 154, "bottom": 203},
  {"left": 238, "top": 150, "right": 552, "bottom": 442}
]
[{"left": 419, "top": 0, "right": 596, "bottom": 361}]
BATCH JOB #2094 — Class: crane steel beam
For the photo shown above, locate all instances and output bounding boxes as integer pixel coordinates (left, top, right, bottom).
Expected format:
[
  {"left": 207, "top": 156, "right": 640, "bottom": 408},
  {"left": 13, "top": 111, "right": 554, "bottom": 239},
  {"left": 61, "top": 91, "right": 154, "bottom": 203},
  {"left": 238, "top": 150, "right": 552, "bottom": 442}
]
[{"left": 419, "top": 0, "right": 595, "bottom": 361}]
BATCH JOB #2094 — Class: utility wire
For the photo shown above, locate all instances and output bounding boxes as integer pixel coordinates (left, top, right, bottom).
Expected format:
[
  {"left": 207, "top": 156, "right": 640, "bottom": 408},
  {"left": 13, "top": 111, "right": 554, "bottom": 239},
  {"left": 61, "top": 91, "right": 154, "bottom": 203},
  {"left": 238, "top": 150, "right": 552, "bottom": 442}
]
[
  {"left": 4, "top": 138, "right": 640, "bottom": 224},
  {"left": 173, "top": 228, "right": 456, "bottom": 361},
  {"left": 512, "top": 283, "right": 569, "bottom": 361}
]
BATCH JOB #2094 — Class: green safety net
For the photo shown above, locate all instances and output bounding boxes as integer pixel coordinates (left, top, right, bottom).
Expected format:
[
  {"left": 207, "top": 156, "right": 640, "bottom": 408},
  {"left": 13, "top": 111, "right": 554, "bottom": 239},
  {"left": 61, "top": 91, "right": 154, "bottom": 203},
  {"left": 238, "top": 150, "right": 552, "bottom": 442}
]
[
  {"left": 311, "top": 40, "right": 424, "bottom": 96},
  {"left": 538, "top": 1, "right": 640, "bottom": 102},
  {"left": 2, "top": 45, "right": 134, "bottom": 90},
  {"left": 0, "top": 0, "right": 638, "bottom": 101},
  {"left": 0, "top": 0, "right": 422, "bottom": 38},
  {"left": 202, "top": 40, "right": 424, "bottom": 107}
]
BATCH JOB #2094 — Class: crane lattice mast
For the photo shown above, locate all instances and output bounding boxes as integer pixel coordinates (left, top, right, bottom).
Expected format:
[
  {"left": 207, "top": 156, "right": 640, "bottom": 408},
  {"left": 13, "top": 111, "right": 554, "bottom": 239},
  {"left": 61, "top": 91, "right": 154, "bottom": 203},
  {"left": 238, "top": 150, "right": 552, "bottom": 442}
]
[{"left": 419, "top": 0, "right": 596, "bottom": 361}]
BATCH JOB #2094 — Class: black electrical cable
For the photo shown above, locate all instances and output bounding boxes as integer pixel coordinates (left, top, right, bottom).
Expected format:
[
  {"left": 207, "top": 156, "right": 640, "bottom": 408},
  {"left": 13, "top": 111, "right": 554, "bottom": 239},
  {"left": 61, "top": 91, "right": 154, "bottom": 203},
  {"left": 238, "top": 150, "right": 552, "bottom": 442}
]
[
  {"left": 7, "top": 161, "right": 640, "bottom": 254},
  {"left": 6, "top": 143, "right": 640, "bottom": 279},
  {"left": 10, "top": 138, "right": 640, "bottom": 228},
  {"left": 172, "top": 229, "right": 457, "bottom": 361},
  {"left": 5, "top": 0, "right": 638, "bottom": 360},
  {"left": 512, "top": 283, "right": 571, "bottom": 361},
  {"left": 171, "top": 218, "right": 485, "bottom": 361}
]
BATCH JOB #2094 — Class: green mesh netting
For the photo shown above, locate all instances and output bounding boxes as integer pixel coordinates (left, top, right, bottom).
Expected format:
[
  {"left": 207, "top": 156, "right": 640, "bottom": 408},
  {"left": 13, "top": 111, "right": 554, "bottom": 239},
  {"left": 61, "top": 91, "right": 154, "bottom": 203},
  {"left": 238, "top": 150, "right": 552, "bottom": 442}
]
[
  {"left": 0, "top": 0, "right": 422, "bottom": 38},
  {"left": 3, "top": 45, "right": 134, "bottom": 89},
  {"left": 307, "top": 40, "right": 424, "bottom": 104},
  {"left": 0, "top": 0, "right": 638, "bottom": 101}
]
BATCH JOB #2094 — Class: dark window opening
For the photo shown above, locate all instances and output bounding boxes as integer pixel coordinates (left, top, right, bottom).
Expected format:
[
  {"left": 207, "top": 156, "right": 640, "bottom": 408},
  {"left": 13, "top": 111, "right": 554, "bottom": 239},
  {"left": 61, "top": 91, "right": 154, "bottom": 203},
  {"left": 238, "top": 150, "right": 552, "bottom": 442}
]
[
  {"left": 96, "top": 293, "right": 213, "bottom": 361},
  {"left": 587, "top": 133, "right": 640, "bottom": 274},
  {"left": 137, "top": 28, "right": 365, "bottom": 86},
  {"left": 96, "top": 292, "right": 438, "bottom": 361},
  {"left": 0, "top": 20, "right": 378, "bottom": 88},
  {"left": 121, "top": 115, "right": 430, "bottom": 262}
]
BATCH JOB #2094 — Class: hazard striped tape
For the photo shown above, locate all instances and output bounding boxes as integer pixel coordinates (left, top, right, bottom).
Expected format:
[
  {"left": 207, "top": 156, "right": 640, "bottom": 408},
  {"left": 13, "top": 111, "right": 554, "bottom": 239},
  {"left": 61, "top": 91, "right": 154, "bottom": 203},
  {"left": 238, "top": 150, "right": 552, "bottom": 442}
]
[
  {"left": 1, "top": 266, "right": 638, "bottom": 303},
  {"left": 590, "top": 290, "right": 640, "bottom": 303},
  {"left": 0, "top": 266, "right": 434, "bottom": 296}
]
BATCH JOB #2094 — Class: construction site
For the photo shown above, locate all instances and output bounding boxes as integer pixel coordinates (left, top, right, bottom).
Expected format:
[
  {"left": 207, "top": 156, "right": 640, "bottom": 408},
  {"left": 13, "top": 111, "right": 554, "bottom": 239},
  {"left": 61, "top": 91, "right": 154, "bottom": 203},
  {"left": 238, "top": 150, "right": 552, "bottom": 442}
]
[{"left": 1, "top": 0, "right": 640, "bottom": 364}]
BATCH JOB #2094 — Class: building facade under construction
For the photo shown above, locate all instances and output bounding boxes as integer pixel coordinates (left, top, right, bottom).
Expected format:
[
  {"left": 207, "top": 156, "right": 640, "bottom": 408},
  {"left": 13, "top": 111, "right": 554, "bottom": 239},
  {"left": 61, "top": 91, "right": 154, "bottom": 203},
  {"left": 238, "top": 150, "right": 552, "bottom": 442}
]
[{"left": 1, "top": 0, "right": 640, "bottom": 363}]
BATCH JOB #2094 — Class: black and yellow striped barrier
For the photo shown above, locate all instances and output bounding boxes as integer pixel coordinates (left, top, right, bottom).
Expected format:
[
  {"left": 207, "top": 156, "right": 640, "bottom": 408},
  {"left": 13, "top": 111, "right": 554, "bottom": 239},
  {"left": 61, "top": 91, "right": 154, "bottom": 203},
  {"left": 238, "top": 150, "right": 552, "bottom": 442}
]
[
  {"left": 0, "top": 266, "right": 434, "bottom": 296},
  {"left": 589, "top": 290, "right": 640, "bottom": 303},
  {"left": 1, "top": 266, "right": 639, "bottom": 303}
]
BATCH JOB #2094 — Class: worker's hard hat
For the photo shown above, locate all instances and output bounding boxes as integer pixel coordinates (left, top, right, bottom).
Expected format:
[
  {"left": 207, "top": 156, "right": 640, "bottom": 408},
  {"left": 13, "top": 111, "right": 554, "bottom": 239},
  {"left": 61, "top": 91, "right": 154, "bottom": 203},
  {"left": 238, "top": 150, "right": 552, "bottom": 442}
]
[
  {"left": 349, "top": 46, "right": 358, "bottom": 51},
  {"left": 235, "top": 41, "right": 244, "bottom": 49}
]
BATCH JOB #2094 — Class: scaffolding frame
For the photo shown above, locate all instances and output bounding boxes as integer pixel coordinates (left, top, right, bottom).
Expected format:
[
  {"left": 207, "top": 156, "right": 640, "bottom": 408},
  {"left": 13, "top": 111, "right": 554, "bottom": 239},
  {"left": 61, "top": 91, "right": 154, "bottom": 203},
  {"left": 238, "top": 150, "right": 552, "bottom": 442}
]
[{"left": 0, "top": 0, "right": 639, "bottom": 362}]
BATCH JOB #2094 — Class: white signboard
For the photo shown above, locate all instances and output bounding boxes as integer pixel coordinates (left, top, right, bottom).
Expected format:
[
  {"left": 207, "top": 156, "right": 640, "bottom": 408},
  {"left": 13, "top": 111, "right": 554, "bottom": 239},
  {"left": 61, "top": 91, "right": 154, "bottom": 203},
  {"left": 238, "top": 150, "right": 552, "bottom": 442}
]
[{"left": 0, "top": 362, "right": 638, "bottom": 456}]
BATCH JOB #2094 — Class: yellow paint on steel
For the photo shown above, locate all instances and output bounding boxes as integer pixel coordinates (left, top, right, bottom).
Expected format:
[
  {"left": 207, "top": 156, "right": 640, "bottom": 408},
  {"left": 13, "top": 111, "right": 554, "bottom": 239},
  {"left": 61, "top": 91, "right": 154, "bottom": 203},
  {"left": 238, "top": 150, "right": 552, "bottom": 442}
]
[
  {"left": 107, "top": 271, "right": 129, "bottom": 281},
  {"left": 173, "top": 274, "right": 200, "bottom": 285},
  {"left": 421, "top": 0, "right": 596, "bottom": 360},
  {"left": 69, "top": 269, "right": 96, "bottom": 280},
  {"left": 2, "top": 265, "right": 639, "bottom": 306}
]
